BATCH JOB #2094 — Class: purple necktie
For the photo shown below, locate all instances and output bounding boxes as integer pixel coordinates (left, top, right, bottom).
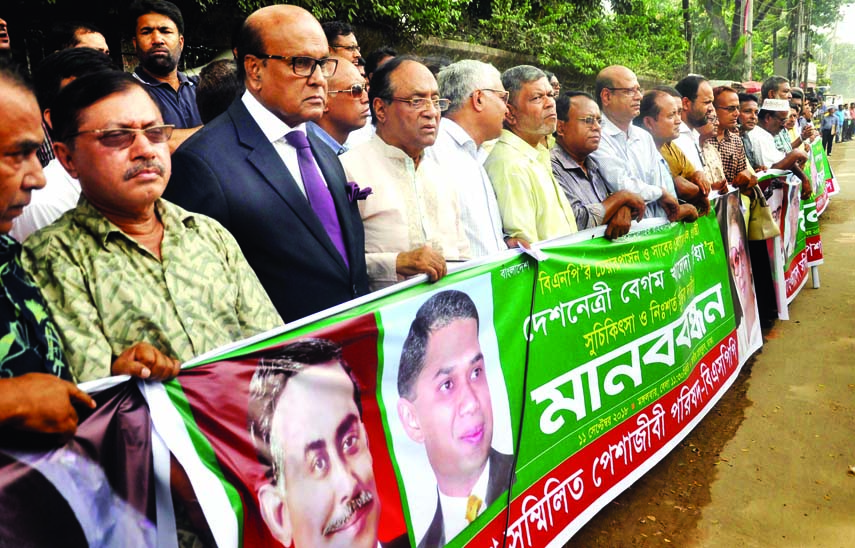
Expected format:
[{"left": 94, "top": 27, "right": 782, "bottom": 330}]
[{"left": 285, "top": 131, "right": 348, "bottom": 267}]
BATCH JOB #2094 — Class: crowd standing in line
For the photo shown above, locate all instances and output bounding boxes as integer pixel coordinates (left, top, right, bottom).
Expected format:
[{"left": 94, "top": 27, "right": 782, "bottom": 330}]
[{"left": 0, "top": 1, "right": 842, "bottom": 543}]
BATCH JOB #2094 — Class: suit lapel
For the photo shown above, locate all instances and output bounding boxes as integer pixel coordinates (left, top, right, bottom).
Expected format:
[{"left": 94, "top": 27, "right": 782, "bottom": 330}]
[{"left": 230, "top": 101, "right": 349, "bottom": 274}]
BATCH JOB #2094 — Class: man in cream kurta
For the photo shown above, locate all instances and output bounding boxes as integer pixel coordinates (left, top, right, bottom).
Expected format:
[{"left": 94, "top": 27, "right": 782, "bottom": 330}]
[{"left": 340, "top": 57, "right": 469, "bottom": 292}]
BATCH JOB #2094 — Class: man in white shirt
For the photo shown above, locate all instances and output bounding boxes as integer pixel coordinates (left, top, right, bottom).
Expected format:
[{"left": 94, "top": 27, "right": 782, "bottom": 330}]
[
  {"left": 428, "top": 60, "right": 527, "bottom": 257},
  {"left": 590, "top": 65, "right": 694, "bottom": 222},
  {"left": 748, "top": 99, "right": 812, "bottom": 200},
  {"left": 11, "top": 47, "right": 116, "bottom": 242},
  {"left": 672, "top": 75, "right": 714, "bottom": 169},
  {"left": 341, "top": 56, "right": 469, "bottom": 291}
]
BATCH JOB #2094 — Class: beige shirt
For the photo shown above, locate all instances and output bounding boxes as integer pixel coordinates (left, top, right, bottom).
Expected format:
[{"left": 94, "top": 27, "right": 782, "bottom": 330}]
[{"left": 341, "top": 134, "right": 470, "bottom": 291}]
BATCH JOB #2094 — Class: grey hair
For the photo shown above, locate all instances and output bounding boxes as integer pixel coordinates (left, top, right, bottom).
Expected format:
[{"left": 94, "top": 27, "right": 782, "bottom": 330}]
[
  {"left": 438, "top": 60, "right": 501, "bottom": 115},
  {"left": 502, "top": 65, "right": 546, "bottom": 106}
]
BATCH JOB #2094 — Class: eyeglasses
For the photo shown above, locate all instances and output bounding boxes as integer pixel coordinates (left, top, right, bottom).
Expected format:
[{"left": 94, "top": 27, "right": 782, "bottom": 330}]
[
  {"left": 474, "top": 88, "right": 510, "bottom": 103},
  {"left": 329, "top": 83, "right": 367, "bottom": 98},
  {"left": 251, "top": 54, "right": 338, "bottom": 78},
  {"left": 715, "top": 104, "right": 740, "bottom": 113},
  {"left": 527, "top": 91, "right": 556, "bottom": 104},
  {"left": 576, "top": 115, "right": 603, "bottom": 127},
  {"left": 330, "top": 44, "right": 361, "bottom": 53},
  {"left": 388, "top": 97, "right": 451, "bottom": 112},
  {"left": 607, "top": 86, "right": 644, "bottom": 96},
  {"left": 69, "top": 125, "right": 175, "bottom": 149}
]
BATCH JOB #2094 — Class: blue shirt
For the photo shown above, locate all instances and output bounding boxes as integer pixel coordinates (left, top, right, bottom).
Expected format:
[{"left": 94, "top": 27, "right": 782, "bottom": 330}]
[
  {"left": 821, "top": 112, "right": 839, "bottom": 131},
  {"left": 133, "top": 67, "right": 202, "bottom": 129},
  {"left": 307, "top": 122, "right": 348, "bottom": 155}
]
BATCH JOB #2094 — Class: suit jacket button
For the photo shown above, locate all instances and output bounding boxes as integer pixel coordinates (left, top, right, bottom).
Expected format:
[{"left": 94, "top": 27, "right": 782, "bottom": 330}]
[{"left": 352, "top": 284, "right": 357, "bottom": 295}]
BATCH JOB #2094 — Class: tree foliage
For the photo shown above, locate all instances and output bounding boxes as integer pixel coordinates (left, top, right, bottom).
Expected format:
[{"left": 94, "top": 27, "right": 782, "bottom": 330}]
[
  {"left": 471, "top": 0, "right": 687, "bottom": 78},
  {"left": 22, "top": 0, "right": 847, "bottom": 85},
  {"left": 688, "top": 0, "right": 850, "bottom": 81}
]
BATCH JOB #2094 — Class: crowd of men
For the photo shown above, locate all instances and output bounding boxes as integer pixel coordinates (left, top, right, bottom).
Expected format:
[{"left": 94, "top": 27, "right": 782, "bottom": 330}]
[{"left": 0, "top": 1, "right": 843, "bottom": 544}]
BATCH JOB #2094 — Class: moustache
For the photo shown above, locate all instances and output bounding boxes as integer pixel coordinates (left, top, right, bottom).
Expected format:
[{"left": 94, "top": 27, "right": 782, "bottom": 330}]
[
  {"left": 322, "top": 489, "right": 374, "bottom": 536},
  {"left": 124, "top": 160, "right": 166, "bottom": 181}
]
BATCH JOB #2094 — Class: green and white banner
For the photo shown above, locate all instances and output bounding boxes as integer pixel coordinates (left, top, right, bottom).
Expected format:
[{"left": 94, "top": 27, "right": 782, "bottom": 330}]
[{"left": 143, "top": 203, "right": 761, "bottom": 548}]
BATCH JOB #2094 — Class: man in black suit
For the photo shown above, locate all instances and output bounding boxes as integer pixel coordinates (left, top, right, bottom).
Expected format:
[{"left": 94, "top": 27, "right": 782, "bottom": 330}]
[
  {"left": 396, "top": 290, "right": 514, "bottom": 548},
  {"left": 165, "top": 4, "right": 368, "bottom": 323}
]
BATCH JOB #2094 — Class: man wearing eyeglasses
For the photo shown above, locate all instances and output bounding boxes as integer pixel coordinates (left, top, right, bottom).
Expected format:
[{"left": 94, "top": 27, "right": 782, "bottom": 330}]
[
  {"left": 22, "top": 71, "right": 282, "bottom": 383},
  {"left": 552, "top": 91, "right": 646, "bottom": 239},
  {"left": 428, "top": 60, "right": 527, "bottom": 257},
  {"left": 591, "top": 65, "right": 692, "bottom": 222},
  {"left": 166, "top": 5, "right": 369, "bottom": 323},
  {"left": 709, "top": 86, "right": 757, "bottom": 194},
  {"left": 322, "top": 21, "right": 361, "bottom": 66},
  {"left": 341, "top": 55, "right": 469, "bottom": 291},
  {"left": 128, "top": 0, "right": 201, "bottom": 151},
  {"left": 308, "top": 57, "right": 369, "bottom": 155},
  {"left": 483, "top": 65, "right": 578, "bottom": 244}
]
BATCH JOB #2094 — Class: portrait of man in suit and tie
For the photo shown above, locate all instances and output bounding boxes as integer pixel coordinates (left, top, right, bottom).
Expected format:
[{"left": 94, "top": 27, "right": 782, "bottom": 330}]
[
  {"left": 395, "top": 290, "right": 515, "bottom": 548},
  {"left": 248, "top": 338, "right": 382, "bottom": 548}
]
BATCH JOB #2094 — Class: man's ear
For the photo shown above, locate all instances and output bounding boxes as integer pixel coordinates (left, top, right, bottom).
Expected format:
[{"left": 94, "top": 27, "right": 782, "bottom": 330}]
[
  {"left": 642, "top": 115, "right": 655, "bottom": 133},
  {"left": 132, "top": 37, "right": 137, "bottom": 51},
  {"left": 397, "top": 397, "right": 424, "bottom": 444},
  {"left": 245, "top": 56, "right": 263, "bottom": 92},
  {"left": 503, "top": 104, "right": 517, "bottom": 127},
  {"left": 471, "top": 90, "right": 485, "bottom": 113},
  {"left": 43, "top": 109, "right": 52, "bottom": 130},
  {"left": 555, "top": 119, "right": 566, "bottom": 138},
  {"left": 53, "top": 142, "right": 78, "bottom": 179},
  {"left": 599, "top": 89, "right": 610, "bottom": 109},
  {"left": 373, "top": 97, "right": 387, "bottom": 125},
  {"left": 681, "top": 96, "right": 691, "bottom": 113},
  {"left": 258, "top": 484, "right": 293, "bottom": 547}
]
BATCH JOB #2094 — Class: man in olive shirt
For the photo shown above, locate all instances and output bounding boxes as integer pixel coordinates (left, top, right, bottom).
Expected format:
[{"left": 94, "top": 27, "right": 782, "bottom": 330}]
[{"left": 23, "top": 71, "right": 282, "bottom": 382}]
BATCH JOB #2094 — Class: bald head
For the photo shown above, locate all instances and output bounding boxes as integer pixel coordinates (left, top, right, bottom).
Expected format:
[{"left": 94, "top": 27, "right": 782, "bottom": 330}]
[
  {"left": 236, "top": 4, "right": 326, "bottom": 83},
  {"left": 596, "top": 65, "right": 642, "bottom": 129},
  {"left": 236, "top": 4, "right": 330, "bottom": 126},
  {"left": 595, "top": 65, "right": 634, "bottom": 106}
]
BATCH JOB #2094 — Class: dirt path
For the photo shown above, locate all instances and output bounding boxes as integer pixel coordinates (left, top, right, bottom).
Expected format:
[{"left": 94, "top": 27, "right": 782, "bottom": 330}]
[{"left": 565, "top": 142, "right": 855, "bottom": 548}]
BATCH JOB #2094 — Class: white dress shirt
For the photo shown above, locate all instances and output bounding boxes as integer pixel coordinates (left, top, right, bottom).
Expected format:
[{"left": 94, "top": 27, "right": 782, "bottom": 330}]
[
  {"left": 747, "top": 126, "right": 786, "bottom": 167},
  {"left": 591, "top": 115, "right": 676, "bottom": 218},
  {"left": 673, "top": 121, "right": 705, "bottom": 169},
  {"left": 426, "top": 118, "right": 506, "bottom": 257},
  {"left": 438, "top": 458, "right": 490, "bottom": 543},
  {"left": 11, "top": 159, "right": 81, "bottom": 242}
]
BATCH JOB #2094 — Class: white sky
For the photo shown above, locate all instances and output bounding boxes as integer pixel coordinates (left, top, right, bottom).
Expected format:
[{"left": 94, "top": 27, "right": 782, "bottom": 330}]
[{"left": 836, "top": 3, "right": 855, "bottom": 43}]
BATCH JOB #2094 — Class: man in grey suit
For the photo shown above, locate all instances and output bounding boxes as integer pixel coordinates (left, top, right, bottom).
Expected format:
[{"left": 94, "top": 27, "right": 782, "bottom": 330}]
[{"left": 165, "top": 4, "right": 368, "bottom": 323}]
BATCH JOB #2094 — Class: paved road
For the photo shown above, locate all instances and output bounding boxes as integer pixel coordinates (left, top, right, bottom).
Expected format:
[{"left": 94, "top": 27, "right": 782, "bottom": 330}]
[{"left": 696, "top": 140, "right": 855, "bottom": 547}]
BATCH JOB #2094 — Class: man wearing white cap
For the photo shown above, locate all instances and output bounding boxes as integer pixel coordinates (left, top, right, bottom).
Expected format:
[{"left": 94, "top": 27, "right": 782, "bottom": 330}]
[{"left": 748, "top": 98, "right": 811, "bottom": 200}]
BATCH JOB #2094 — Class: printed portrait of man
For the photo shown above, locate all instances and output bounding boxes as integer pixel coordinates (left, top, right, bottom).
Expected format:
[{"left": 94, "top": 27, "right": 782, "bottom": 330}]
[
  {"left": 396, "top": 290, "right": 514, "bottom": 548},
  {"left": 248, "top": 338, "right": 381, "bottom": 548}
]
